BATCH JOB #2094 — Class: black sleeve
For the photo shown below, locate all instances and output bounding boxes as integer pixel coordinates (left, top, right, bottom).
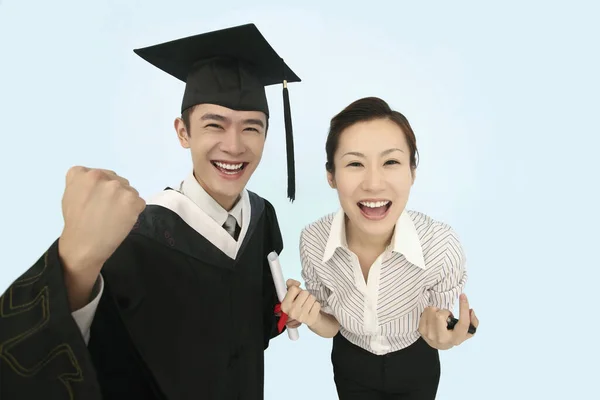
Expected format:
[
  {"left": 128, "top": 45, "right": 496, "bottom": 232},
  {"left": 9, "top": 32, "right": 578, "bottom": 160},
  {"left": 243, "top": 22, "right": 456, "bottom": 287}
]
[
  {"left": 261, "top": 199, "right": 285, "bottom": 349},
  {"left": 0, "top": 239, "right": 103, "bottom": 400}
]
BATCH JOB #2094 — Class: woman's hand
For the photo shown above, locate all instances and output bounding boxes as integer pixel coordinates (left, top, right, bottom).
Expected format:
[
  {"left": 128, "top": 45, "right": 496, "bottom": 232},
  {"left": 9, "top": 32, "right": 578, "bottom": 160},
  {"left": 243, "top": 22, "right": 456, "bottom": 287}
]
[
  {"left": 280, "top": 279, "right": 322, "bottom": 327},
  {"left": 285, "top": 318, "right": 302, "bottom": 329},
  {"left": 280, "top": 279, "right": 340, "bottom": 338},
  {"left": 418, "top": 294, "right": 478, "bottom": 350}
]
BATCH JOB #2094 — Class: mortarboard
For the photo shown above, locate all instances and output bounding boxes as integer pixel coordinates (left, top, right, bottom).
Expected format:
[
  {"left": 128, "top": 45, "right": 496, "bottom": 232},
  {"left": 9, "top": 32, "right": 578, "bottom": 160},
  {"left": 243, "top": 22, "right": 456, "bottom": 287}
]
[{"left": 133, "top": 23, "right": 301, "bottom": 201}]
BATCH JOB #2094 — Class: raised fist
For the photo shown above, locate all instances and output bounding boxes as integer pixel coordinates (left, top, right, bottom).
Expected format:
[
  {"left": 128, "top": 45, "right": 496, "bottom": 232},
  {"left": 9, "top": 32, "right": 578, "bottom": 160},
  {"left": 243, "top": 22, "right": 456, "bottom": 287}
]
[{"left": 58, "top": 166, "right": 146, "bottom": 273}]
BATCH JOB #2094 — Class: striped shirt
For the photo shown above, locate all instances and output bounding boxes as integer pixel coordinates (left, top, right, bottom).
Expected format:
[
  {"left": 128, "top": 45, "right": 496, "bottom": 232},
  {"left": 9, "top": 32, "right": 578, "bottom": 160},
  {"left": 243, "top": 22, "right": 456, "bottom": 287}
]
[{"left": 300, "top": 208, "right": 467, "bottom": 355}]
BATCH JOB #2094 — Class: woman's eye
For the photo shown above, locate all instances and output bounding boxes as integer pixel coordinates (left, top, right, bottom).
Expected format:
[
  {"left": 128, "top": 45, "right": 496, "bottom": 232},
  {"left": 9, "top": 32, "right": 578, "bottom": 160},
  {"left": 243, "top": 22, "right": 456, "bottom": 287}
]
[{"left": 347, "top": 162, "right": 362, "bottom": 167}]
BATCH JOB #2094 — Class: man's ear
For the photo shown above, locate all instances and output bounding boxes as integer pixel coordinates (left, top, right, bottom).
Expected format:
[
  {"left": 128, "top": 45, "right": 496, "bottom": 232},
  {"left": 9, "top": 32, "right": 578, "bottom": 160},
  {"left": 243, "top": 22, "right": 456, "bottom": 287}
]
[{"left": 174, "top": 117, "right": 190, "bottom": 149}]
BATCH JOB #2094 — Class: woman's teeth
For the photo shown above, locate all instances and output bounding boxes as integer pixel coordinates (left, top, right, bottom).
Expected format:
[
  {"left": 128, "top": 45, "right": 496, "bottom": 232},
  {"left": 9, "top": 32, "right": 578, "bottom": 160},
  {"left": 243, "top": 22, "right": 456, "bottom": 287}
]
[{"left": 359, "top": 200, "right": 390, "bottom": 208}]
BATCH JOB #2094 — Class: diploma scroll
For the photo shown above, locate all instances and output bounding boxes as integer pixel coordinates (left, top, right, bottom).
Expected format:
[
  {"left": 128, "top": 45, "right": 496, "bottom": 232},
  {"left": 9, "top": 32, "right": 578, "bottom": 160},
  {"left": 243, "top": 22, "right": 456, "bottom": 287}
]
[{"left": 267, "top": 251, "right": 300, "bottom": 341}]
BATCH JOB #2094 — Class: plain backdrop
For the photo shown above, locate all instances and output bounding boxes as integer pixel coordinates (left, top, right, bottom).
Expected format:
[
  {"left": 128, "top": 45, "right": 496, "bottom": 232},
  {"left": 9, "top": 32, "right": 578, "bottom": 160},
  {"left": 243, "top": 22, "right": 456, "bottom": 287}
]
[{"left": 1, "top": 0, "right": 598, "bottom": 398}]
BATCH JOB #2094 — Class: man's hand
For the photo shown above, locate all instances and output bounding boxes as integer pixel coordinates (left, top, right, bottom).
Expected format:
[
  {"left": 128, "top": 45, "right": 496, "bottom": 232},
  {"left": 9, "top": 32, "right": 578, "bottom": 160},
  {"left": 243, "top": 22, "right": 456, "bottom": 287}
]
[
  {"left": 58, "top": 166, "right": 146, "bottom": 310},
  {"left": 280, "top": 279, "right": 322, "bottom": 327},
  {"left": 418, "top": 293, "right": 479, "bottom": 350},
  {"left": 59, "top": 166, "right": 146, "bottom": 271}
]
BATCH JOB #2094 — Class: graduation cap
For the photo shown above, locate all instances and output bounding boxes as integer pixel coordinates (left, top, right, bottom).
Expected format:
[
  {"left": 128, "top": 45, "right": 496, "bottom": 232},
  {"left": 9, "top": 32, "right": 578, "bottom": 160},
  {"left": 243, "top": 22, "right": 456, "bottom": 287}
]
[{"left": 133, "top": 23, "right": 301, "bottom": 201}]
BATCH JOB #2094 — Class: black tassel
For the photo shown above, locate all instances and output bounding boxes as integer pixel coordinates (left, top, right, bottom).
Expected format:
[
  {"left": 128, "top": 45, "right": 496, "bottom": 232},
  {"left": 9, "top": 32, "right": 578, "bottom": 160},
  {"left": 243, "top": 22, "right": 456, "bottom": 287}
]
[{"left": 282, "top": 80, "right": 295, "bottom": 202}]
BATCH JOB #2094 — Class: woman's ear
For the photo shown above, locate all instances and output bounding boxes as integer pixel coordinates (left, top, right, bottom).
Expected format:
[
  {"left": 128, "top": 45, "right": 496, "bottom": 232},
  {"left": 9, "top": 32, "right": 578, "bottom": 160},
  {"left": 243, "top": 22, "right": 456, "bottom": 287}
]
[{"left": 327, "top": 171, "right": 336, "bottom": 189}]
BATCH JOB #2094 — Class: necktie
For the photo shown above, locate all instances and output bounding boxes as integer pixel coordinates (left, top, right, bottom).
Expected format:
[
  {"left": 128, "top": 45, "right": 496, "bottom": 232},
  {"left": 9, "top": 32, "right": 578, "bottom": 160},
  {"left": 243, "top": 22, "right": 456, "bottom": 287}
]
[{"left": 223, "top": 214, "right": 240, "bottom": 241}]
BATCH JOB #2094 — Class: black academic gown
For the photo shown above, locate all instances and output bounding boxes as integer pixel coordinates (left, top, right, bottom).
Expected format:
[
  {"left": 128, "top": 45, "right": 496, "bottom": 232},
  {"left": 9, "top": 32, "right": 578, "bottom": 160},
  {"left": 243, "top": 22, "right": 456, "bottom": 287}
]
[{"left": 0, "top": 189, "right": 285, "bottom": 400}]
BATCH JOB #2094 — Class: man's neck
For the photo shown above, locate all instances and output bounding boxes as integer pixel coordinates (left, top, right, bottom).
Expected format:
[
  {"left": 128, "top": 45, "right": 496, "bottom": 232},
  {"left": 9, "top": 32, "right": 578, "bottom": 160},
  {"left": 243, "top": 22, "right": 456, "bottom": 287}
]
[{"left": 193, "top": 174, "right": 240, "bottom": 212}]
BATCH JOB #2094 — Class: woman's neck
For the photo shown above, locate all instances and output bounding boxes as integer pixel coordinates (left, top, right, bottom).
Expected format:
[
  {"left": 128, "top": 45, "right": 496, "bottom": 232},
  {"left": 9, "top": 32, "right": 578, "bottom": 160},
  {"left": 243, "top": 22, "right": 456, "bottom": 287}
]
[{"left": 345, "top": 216, "right": 393, "bottom": 256}]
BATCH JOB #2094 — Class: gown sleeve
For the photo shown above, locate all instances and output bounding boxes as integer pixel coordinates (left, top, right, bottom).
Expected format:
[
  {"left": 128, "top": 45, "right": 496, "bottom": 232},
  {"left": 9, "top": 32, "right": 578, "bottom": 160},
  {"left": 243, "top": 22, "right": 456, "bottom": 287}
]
[
  {"left": 0, "top": 239, "right": 103, "bottom": 400},
  {"left": 261, "top": 199, "right": 285, "bottom": 348},
  {"left": 71, "top": 274, "right": 104, "bottom": 345}
]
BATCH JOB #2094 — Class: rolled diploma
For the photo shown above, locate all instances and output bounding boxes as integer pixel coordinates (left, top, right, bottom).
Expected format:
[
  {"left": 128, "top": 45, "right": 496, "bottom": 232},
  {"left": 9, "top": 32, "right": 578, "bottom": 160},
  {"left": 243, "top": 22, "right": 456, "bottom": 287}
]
[{"left": 267, "top": 251, "right": 299, "bottom": 341}]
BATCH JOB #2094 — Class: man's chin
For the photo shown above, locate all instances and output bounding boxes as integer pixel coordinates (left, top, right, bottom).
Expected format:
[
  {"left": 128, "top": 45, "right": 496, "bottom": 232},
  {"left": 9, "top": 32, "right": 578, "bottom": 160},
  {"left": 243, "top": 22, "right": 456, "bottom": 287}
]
[{"left": 205, "top": 178, "right": 247, "bottom": 207}]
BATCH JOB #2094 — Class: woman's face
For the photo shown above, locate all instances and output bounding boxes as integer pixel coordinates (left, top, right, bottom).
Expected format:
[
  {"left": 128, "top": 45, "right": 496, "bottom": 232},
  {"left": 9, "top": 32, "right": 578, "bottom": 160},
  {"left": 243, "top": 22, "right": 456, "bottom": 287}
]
[{"left": 328, "top": 118, "right": 415, "bottom": 241}]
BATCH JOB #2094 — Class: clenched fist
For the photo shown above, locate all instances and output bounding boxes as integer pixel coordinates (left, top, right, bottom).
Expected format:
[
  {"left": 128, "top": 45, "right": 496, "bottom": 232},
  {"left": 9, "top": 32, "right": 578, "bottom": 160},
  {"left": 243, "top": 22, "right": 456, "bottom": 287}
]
[
  {"left": 58, "top": 166, "right": 146, "bottom": 274},
  {"left": 280, "top": 279, "right": 322, "bottom": 327}
]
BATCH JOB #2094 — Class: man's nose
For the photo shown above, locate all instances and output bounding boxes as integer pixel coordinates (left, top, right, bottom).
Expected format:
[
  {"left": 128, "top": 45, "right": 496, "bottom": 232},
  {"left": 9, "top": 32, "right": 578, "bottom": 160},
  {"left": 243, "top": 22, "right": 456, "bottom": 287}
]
[{"left": 220, "top": 130, "right": 245, "bottom": 155}]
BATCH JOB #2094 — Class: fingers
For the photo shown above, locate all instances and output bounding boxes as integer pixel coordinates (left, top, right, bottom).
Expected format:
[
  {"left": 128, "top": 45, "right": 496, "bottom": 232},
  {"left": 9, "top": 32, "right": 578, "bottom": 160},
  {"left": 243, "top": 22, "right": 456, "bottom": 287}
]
[
  {"left": 470, "top": 309, "right": 479, "bottom": 329},
  {"left": 295, "top": 292, "right": 321, "bottom": 326},
  {"left": 66, "top": 166, "right": 88, "bottom": 185},
  {"left": 93, "top": 169, "right": 130, "bottom": 186},
  {"left": 290, "top": 290, "right": 311, "bottom": 319},
  {"left": 280, "top": 282, "right": 322, "bottom": 326},
  {"left": 67, "top": 166, "right": 131, "bottom": 188},
  {"left": 435, "top": 309, "right": 452, "bottom": 320},
  {"left": 455, "top": 294, "right": 471, "bottom": 335},
  {"left": 420, "top": 297, "right": 478, "bottom": 349},
  {"left": 307, "top": 300, "right": 321, "bottom": 324},
  {"left": 418, "top": 311, "right": 428, "bottom": 335},
  {"left": 286, "top": 279, "right": 301, "bottom": 289},
  {"left": 286, "top": 319, "right": 301, "bottom": 329},
  {"left": 418, "top": 307, "right": 434, "bottom": 335},
  {"left": 419, "top": 306, "right": 455, "bottom": 349},
  {"left": 434, "top": 309, "right": 453, "bottom": 336},
  {"left": 280, "top": 284, "right": 301, "bottom": 314}
]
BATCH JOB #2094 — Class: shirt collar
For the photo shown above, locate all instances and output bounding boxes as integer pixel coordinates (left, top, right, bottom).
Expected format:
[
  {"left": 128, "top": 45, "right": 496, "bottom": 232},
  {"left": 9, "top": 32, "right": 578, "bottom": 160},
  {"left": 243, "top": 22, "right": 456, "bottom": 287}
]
[
  {"left": 322, "top": 208, "right": 426, "bottom": 269},
  {"left": 179, "top": 171, "right": 245, "bottom": 227}
]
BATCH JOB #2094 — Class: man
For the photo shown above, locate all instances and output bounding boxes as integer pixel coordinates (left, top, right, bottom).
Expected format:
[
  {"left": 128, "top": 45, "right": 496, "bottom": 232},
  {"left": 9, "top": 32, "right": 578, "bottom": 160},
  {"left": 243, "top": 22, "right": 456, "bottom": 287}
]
[{"left": 0, "top": 23, "right": 301, "bottom": 400}]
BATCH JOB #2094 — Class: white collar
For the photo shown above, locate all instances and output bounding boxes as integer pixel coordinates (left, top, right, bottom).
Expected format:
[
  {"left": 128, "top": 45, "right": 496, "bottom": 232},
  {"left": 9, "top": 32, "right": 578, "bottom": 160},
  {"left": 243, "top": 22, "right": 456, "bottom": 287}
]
[
  {"left": 179, "top": 171, "right": 244, "bottom": 227},
  {"left": 322, "top": 208, "right": 427, "bottom": 269}
]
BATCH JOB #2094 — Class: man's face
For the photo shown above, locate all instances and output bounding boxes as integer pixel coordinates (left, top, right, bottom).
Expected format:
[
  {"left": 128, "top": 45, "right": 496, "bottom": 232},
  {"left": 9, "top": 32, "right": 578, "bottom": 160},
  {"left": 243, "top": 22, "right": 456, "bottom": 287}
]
[{"left": 175, "top": 103, "right": 267, "bottom": 210}]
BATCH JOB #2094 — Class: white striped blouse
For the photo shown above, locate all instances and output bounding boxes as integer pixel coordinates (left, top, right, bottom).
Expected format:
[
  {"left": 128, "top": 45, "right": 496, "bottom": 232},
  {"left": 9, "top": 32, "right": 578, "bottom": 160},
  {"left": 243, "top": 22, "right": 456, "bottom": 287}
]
[{"left": 300, "top": 208, "right": 467, "bottom": 355}]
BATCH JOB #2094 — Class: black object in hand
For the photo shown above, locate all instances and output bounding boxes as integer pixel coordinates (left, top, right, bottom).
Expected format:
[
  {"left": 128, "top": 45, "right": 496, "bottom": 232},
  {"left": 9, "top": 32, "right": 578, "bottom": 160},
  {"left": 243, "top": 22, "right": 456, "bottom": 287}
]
[{"left": 446, "top": 316, "right": 476, "bottom": 334}]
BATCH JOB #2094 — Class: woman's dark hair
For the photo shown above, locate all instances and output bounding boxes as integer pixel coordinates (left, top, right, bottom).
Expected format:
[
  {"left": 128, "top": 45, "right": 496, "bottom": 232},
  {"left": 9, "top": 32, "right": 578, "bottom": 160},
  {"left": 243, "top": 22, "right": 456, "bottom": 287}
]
[{"left": 325, "top": 97, "right": 419, "bottom": 173}]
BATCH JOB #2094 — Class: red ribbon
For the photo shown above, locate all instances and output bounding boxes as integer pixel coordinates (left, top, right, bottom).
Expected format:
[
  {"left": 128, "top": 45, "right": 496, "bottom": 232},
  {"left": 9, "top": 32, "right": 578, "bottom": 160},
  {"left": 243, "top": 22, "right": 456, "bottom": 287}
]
[{"left": 274, "top": 303, "right": 288, "bottom": 333}]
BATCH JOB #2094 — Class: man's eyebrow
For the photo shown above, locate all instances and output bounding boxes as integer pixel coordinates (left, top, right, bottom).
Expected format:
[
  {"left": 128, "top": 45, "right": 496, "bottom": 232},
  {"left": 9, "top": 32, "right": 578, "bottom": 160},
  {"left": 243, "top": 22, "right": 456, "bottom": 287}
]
[
  {"left": 243, "top": 118, "right": 265, "bottom": 128},
  {"left": 200, "top": 114, "right": 264, "bottom": 128},
  {"left": 200, "top": 113, "right": 229, "bottom": 123}
]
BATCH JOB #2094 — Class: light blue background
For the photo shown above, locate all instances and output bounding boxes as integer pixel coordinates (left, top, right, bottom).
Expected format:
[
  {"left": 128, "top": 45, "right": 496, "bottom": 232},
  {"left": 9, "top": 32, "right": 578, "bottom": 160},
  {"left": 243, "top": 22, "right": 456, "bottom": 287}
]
[{"left": 1, "top": 0, "right": 598, "bottom": 398}]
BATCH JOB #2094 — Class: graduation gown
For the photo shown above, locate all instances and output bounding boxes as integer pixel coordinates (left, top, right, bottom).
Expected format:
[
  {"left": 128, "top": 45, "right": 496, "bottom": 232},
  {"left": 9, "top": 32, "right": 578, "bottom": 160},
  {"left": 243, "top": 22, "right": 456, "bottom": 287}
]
[{"left": 0, "top": 188, "right": 285, "bottom": 400}]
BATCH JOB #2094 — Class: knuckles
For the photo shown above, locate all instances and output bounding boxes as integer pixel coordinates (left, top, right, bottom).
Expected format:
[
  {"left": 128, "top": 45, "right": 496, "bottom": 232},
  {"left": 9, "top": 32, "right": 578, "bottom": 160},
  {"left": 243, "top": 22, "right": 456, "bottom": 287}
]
[
  {"left": 104, "top": 179, "right": 123, "bottom": 193},
  {"left": 66, "top": 165, "right": 85, "bottom": 181},
  {"left": 88, "top": 168, "right": 109, "bottom": 183},
  {"left": 75, "top": 167, "right": 145, "bottom": 214},
  {"left": 287, "top": 286, "right": 301, "bottom": 297},
  {"left": 281, "top": 286, "right": 322, "bottom": 326},
  {"left": 313, "top": 301, "right": 321, "bottom": 313}
]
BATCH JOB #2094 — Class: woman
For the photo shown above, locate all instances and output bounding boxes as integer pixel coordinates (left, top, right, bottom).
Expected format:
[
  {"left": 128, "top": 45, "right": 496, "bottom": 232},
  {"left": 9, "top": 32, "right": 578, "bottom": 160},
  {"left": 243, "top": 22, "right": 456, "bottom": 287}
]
[{"left": 281, "top": 97, "right": 478, "bottom": 399}]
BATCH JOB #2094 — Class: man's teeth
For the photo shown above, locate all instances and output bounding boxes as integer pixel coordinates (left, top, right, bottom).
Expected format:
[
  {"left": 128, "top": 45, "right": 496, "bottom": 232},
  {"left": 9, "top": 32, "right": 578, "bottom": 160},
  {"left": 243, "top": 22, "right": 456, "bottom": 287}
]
[
  {"left": 214, "top": 161, "right": 243, "bottom": 170},
  {"left": 359, "top": 200, "right": 390, "bottom": 208}
]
